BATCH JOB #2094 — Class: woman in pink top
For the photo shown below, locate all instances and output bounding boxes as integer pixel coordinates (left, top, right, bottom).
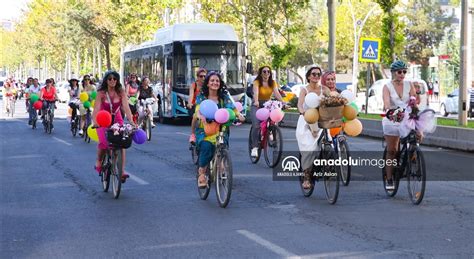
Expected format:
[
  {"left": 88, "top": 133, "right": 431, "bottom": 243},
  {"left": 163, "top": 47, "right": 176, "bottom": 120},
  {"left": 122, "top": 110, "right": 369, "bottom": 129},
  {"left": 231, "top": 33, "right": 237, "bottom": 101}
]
[{"left": 92, "top": 70, "right": 136, "bottom": 182}]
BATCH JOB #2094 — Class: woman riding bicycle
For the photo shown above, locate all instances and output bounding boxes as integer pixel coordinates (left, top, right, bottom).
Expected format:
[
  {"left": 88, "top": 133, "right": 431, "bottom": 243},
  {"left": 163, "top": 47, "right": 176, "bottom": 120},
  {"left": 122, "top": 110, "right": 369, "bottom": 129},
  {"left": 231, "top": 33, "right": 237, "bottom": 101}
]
[
  {"left": 297, "top": 66, "right": 330, "bottom": 189},
  {"left": 137, "top": 76, "right": 157, "bottom": 128},
  {"left": 188, "top": 68, "right": 207, "bottom": 143},
  {"left": 39, "top": 79, "right": 58, "bottom": 129},
  {"left": 125, "top": 73, "right": 140, "bottom": 118},
  {"left": 250, "top": 66, "right": 286, "bottom": 158},
  {"left": 382, "top": 60, "right": 419, "bottom": 190},
  {"left": 79, "top": 75, "right": 96, "bottom": 134},
  {"left": 92, "top": 70, "right": 136, "bottom": 182},
  {"left": 195, "top": 72, "right": 245, "bottom": 188},
  {"left": 68, "top": 76, "right": 82, "bottom": 133}
]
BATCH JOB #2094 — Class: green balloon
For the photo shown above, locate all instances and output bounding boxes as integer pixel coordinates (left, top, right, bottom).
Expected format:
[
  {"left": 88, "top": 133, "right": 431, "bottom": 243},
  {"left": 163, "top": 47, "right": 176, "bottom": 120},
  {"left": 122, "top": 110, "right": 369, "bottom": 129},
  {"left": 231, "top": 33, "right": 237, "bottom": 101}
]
[
  {"left": 342, "top": 117, "right": 347, "bottom": 122},
  {"left": 83, "top": 101, "right": 91, "bottom": 109},
  {"left": 90, "top": 91, "right": 97, "bottom": 100},
  {"left": 227, "top": 108, "right": 236, "bottom": 122},
  {"left": 30, "top": 93, "right": 39, "bottom": 102},
  {"left": 129, "top": 96, "right": 137, "bottom": 105},
  {"left": 350, "top": 102, "right": 359, "bottom": 113}
]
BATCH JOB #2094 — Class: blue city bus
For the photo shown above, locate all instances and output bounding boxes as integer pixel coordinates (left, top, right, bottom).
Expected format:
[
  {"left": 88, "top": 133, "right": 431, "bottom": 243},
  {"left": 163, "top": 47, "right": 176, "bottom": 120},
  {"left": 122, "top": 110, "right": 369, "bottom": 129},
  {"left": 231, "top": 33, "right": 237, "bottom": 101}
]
[{"left": 122, "top": 23, "right": 251, "bottom": 122}]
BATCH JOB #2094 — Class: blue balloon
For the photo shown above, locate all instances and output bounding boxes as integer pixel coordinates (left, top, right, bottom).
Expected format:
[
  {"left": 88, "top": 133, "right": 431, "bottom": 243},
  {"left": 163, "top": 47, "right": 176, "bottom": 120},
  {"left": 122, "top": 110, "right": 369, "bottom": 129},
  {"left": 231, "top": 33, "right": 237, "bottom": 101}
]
[
  {"left": 200, "top": 99, "right": 218, "bottom": 119},
  {"left": 132, "top": 129, "right": 147, "bottom": 144}
]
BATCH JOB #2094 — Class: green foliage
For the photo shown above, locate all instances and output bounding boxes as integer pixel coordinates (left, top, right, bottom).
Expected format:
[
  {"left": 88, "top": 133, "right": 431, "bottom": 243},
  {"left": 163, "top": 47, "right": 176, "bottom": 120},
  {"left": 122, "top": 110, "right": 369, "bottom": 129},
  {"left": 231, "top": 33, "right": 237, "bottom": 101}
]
[{"left": 269, "top": 44, "right": 296, "bottom": 69}]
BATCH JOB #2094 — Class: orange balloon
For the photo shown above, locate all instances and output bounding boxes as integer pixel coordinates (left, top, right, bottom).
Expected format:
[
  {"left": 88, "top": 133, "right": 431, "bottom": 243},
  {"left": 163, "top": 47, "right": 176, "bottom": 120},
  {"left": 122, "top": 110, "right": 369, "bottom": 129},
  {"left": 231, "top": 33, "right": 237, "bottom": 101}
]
[
  {"left": 330, "top": 127, "right": 342, "bottom": 137},
  {"left": 343, "top": 105, "right": 357, "bottom": 121},
  {"left": 304, "top": 108, "right": 319, "bottom": 124},
  {"left": 204, "top": 121, "right": 220, "bottom": 136},
  {"left": 344, "top": 119, "right": 363, "bottom": 136}
]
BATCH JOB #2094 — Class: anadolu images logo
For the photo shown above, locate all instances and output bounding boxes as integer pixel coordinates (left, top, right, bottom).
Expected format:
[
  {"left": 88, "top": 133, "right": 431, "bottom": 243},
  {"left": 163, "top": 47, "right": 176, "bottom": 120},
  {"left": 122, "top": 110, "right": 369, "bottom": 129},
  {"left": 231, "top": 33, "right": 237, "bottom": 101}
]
[{"left": 281, "top": 156, "right": 300, "bottom": 172}]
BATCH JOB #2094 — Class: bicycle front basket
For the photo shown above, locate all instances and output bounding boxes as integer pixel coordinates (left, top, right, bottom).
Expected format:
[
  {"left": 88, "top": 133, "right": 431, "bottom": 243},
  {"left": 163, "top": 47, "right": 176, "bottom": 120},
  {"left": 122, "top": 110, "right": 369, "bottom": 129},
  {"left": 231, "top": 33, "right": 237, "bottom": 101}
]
[{"left": 106, "top": 130, "right": 133, "bottom": 149}]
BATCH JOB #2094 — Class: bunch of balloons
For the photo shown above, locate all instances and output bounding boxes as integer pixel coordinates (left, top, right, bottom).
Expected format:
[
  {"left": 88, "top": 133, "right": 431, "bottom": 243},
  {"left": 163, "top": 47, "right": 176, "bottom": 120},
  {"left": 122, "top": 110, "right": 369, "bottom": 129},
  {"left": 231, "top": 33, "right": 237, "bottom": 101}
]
[
  {"left": 199, "top": 100, "right": 246, "bottom": 135},
  {"left": 256, "top": 107, "right": 284, "bottom": 123}
]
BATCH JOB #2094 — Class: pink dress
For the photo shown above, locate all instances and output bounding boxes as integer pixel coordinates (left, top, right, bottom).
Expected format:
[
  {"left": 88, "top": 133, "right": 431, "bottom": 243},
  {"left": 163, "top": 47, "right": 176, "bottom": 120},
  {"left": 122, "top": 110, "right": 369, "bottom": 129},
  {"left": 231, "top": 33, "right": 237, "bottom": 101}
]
[{"left": 97, "top": 95, "right": 124, "bottom": 150}]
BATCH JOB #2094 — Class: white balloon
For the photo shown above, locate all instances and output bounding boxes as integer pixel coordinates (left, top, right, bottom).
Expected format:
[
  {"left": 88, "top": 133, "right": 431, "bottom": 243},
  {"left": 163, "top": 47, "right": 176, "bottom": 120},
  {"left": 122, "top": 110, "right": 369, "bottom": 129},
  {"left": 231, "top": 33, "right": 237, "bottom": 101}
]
[
  {"left": 341, "top": 90, "right": 355, "bottom": 103},
  {"left": 304, "top": 92, "right": 320, "bottom": 108}
]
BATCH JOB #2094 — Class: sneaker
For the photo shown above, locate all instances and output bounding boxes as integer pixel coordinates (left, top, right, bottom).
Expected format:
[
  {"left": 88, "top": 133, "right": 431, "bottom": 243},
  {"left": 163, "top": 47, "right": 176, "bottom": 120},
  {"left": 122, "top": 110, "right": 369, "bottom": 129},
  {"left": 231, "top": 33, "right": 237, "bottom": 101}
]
[
  {"left": 251, "top": 147, "right": 258, "bottom": 157},
  {"left": 386, "top": 179, "right": 395, "bottom": 190},
  {"left": 78, "top": 129, "right": 84, "bottom": 136},
  {"left": 151, "top": 122, "right": 156, "bottom": 128},
  {"left": 189, "top": 133, "right": 196, "bottom": 143}
]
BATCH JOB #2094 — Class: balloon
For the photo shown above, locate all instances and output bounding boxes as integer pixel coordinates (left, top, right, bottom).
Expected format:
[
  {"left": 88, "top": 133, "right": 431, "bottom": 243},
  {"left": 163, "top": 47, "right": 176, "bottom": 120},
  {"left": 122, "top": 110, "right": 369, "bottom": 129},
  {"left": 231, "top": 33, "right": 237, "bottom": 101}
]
[
  {"left": 270, "top": 109, "right": 284, "bottom": 123},
  {"left": 200, "top": 100, "right": 218, "bottom": 119},
  {"left": 79, "top": 92, "right": 89, "bottom": 102},
  {"left": 90, "top": 91, "right": 97, "bottom": 100},
  {"left": 304, "top": 108, "right": 319, "bottom": 124},
  {"left": 341, "top": 90, "right": 355, "bottom": 103},
  {"left": 349, "top": 102, "right": 359, "bottom": 113},
  {"left": 304, "top": 92, "right": 320, "bottom": 108},
  {"left": 132, "top": 129, "right": 147, "bottom": 144},
  {"left": 343, "top": 105, "right": 357, "bottom": 120},
  {"left": 90, "top": 100, "right": 95, "bottom": 108},
  {"left": 234, "top": 102, "right": 243, "bottom": 112},
  {"left": 256, "top": 108, "right": 270, "bottom": 121},
  {"left": 83, "top": 101, "right": 91, "bottom": 109},
  {"left": 129, "top": 96, "right": 137, "bottom": 105},
  {"left": 30, "top": 93, "right": 39, "bottom": 103},
  {"left": 330, "top": 127, "right": 342, "bottom": 137},
  {"left": 344, "top": 119, "right": 363, "bottom": 137},
  {"left": 96, "top": 110, "right": 112, "bottom": 127},
  {"left": 87, "top": 125, "right": 99, "bottom": 142},
  {"left": 33, "top": 101, "right": 43, "bottom": 110},
  {"left": 68, "top": 108, "right": 73, "bottom": 115},
  {"left": 227, "top": 108, "right": 236, "bottom": 121},
  {"left": 214, "top": 108, "right": 230, "bottom": 124},
  {"left": 204, "top": 121, "right": 220, "bottom": 136}
]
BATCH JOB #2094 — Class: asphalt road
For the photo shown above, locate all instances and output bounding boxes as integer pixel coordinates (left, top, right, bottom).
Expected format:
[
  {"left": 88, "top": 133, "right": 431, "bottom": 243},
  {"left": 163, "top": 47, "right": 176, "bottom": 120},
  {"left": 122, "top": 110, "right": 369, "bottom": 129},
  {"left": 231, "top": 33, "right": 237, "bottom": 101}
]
[{"left": 1, "top": 99, "right": 473, "bottom": 258}]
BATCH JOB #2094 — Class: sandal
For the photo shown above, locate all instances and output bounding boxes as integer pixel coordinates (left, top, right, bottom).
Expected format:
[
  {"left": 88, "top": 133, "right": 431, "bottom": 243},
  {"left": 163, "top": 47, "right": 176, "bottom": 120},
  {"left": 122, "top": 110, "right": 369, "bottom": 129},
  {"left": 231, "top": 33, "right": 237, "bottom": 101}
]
[
  {"left": 198, "top": 170, "right": 207, "bottom": 188},
  {"left": 94, "top": 165, "right": 102, "bottom": 175},
  {"left": 121, "top": 173, "right": 130, "bottom": 183},
  {"left": 302, "top": 169, "right": 313, "bottom": 189}
]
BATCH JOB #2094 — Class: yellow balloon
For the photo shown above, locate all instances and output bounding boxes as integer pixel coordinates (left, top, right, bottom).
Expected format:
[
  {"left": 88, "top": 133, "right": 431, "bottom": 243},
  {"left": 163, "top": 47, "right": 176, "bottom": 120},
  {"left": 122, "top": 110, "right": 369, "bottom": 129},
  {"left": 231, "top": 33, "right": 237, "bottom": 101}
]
[
  {"left": 343, "top": 105, "right": 357, "bottom": 121},
  {"left": 90, "top": 100, "right": 95, "bottom": 108},
  {"left": 304, "top": 108, "right": 319, "bottom": 124},
  {"left": 87, "top": 125, "right": 99, "bottom": 142},
  {"left": 344, "top": 119, "right": 363, "bottom": 137},
  {"left": 80, "top": 92, "right": 89, "bottom": 102}
]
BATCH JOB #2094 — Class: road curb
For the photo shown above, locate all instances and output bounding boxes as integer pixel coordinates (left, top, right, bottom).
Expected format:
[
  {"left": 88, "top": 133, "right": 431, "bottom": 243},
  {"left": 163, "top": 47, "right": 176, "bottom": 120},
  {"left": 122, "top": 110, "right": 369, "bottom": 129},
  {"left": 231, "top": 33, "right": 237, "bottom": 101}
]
[{"left": 279, "top": 112, "right": 474, "bottom": 152}]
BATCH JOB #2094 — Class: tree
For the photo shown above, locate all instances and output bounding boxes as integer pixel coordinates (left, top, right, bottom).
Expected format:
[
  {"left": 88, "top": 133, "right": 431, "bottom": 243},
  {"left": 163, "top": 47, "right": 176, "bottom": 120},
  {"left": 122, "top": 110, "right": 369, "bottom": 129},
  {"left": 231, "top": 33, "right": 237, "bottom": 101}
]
[{"left": 375, "top": 0, "right": 404, "bottom": 65}]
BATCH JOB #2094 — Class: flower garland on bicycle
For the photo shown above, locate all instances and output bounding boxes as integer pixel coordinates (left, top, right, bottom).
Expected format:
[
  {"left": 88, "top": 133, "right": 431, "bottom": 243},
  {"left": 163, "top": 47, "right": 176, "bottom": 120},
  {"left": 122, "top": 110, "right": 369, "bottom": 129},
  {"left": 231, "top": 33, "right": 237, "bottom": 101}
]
[
  {"left": 92, "top": 70, "right": 137, "bottom": 182},
  {"left": 194, "top": 72, "right": 245, "bottom": 188}
]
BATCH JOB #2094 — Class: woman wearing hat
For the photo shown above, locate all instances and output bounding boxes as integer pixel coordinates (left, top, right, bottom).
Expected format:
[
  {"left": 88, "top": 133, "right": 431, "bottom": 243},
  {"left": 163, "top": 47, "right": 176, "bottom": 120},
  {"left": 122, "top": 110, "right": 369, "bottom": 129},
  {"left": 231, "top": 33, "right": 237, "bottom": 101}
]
[{"left": 68, "top": 76, "right": 82, "bottom": 133}]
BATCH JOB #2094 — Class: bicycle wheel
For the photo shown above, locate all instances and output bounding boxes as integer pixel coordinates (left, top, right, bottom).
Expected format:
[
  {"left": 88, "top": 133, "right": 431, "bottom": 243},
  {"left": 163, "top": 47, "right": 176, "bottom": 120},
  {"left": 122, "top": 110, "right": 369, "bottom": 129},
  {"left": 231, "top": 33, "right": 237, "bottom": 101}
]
[
  {"left": 197, "top": 165, "right": 211, "bottom": 200},
  {"left": 47, "top": 112, "right": 53, "bottom": 134},
  {"left": 337, "top": 138, "right": 351, "bottom": 186},
  {"left": 248, "top": 126, "right": 261, "bottom": 163},
  {"left": 10, "top": 100, "right": 15, "bottom": 117},
  {"left": 101, "top": 154, "right": 111, "bottom": 192},
  {"left": 111, "top": 149, "right": 122, "bottom": 199},
  {"left": 215, "top": 149, "right": 233, "bottom": 208},
  {"left": 322, "top": 147, "right": 339, "bottom": 204},
  {"left": 407, "top": 147, "right": 426, "bottom": 205},
  {"left": 71, "top": 117, "right": 78, "bottom": 137},
  {"left": 264, "top": 125, "right": 283, "bottom": 168},
  {"left": 382, "top": 147, "right": 400, "bottom": 197},
  {"left": 145, "top": 117, "right": 152, "bottom": 141},
  {"left": 190, "top": 143, "right": 199, "bottom": 165}
]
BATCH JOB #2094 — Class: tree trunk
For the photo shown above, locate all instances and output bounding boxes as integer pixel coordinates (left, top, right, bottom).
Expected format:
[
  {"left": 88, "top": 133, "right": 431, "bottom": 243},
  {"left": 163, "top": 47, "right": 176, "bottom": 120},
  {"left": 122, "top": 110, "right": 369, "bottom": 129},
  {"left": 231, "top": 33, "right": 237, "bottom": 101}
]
[
  {"left": 389, "top": 9, "right": 396, "bottom": 62},
  {"left": 119, "top": 38, "right": 125, "bottom": 85},
  {"left": 93, "top": 45, "right": 97, "bottom": 77},
  {"left": 105, "top": 41, "right": 111, "bottom": 70},
  {"left": 97, "top": 43, "right": 102, "bottom": 77},
  {"left": 76, "top": 48, "right": 80, "bottom": 77},
  {"left": 327, "top": 0, "right": 336, "bottom": 71}
]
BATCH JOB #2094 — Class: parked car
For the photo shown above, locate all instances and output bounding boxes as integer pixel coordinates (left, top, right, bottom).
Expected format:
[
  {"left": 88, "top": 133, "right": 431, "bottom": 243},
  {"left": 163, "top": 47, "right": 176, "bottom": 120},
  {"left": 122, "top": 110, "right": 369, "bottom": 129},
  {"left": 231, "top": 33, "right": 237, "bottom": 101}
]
[
  {"left": 55, "top": 81, "right": 70, "bottom": 103},
  {"left": 366, "top": 79, "right": 429, "bottom": 114},
  {"left": 440, "top": 88, "right": 473, "bottom": 117}
]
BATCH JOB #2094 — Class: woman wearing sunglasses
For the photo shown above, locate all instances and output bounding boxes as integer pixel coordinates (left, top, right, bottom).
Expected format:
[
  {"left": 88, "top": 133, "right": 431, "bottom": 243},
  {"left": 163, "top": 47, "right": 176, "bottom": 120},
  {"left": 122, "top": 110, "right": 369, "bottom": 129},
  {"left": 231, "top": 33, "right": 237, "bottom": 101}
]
[
  {"left": 249, "top": 66, "right": 286, "bottom": 158},
  {"left": 188, "top": 68, "right": 207, "bottom": 143},
  {"left": 382, "top": 60, "right": 419, "bottom": 190},
  {"left": 92, "top": 70, "right": 136, "bottom": 183}
]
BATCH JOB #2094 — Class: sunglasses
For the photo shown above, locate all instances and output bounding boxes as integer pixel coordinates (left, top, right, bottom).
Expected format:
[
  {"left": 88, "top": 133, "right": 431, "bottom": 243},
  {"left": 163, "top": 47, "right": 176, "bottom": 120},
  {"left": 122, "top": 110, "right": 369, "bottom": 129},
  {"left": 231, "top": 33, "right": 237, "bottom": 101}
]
[
  {"left": 311, "top": 72, "right": 321, "bottom": 77},
  {"left": 84, "top": 78, "right": 90, "bottom": 81},
  {"left": 396, "top": 70, "right": 408, "bottom": 75},
  {"left": 262, "top": 70, "right": 271, "bottom": 74},
  {"left": 107, "top": 77, "right": 118, "bottom": 81},
  {"left": 198, "top": 74, "right": 206, "bottom": 78}
]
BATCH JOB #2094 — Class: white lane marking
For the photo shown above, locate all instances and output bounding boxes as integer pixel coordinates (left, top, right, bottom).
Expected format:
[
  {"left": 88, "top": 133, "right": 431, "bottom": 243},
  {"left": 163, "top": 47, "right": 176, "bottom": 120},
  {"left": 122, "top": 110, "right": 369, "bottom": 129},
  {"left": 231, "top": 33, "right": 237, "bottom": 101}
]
[
  {"left": 237, "top": 229, "right": 298, "bottom": 258},
  {"left": 127, "top": 172, "right": 149, "bottom": 185},
  {"left": 53, "top": 137, "right": 72, "bottom": 146},
  {"left": 176, "top": 132, "right": 189, "bottom": 136},
  {"left": 6, "top": 154, "right": 45, "bottom": 159},
  {"left": 138, "top": 241, "right": 215, "bottom": 250}
]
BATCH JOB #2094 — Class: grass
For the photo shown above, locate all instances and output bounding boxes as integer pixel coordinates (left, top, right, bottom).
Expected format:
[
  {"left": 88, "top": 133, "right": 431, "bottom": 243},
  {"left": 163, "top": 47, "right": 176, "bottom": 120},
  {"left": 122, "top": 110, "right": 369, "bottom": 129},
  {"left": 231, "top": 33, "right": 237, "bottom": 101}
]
[{"left": 286, "top": 109, "right": 474, "bottom": 129}]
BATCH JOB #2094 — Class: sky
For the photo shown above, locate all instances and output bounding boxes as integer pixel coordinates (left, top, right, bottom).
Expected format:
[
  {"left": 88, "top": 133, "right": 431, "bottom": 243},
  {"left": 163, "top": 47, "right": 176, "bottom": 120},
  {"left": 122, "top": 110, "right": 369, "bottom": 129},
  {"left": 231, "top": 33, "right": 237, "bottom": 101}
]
[{"left": 0, "top": 0, "right": 31, "bottom": 20}]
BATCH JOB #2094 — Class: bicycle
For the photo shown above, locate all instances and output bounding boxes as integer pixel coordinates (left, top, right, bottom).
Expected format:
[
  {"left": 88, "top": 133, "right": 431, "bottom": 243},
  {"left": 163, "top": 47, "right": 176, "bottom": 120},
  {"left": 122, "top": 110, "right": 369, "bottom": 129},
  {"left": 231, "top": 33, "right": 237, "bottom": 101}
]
[
  {"left": 190, "top": 141, "right": 199, "bottom": 165},
  {"left": 299, "top": 127, "right": 340, "bottom": 204},
  {"left": 5, "top": 94, "right": 15, "bottom": 117},
  {"left": 333, "top": 132, "right": 351, "bottom": 186},
  {"left": 83, "top": 108, "right": 92, "bottom": 143},
  {"left": 197, "top": 123, "right": 234, "bottom": 208},
  {"left": 137, "top": 98, "right": 155, "bottom": 141},
  {"left": 42, "top": 100, "right": 56, "bottom": 134},
  {"left": 248, "top": 102, "right": 285, "bottom": 168},
  {"left": 98, "top": 124, "right": 135, "bottom": 199},
  {"left": 70, "top": 107, "right": 81, "bottom": 137}
]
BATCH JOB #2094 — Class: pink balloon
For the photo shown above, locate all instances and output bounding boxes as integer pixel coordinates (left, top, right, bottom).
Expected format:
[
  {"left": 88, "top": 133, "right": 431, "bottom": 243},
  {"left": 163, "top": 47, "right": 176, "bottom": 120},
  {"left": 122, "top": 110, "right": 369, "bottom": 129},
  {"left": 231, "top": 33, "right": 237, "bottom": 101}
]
[
  {"left": 256, "top": 108, "right": 270, "bottom": 121},
  {"left": 234, "top": 102, "right": 243, "bottom": 112},
  {"left": 214, "top": 108, "right": 230, "bottom": 124},
  {"left": 270, "top": 109, "right": 285, "bottom": 123}
]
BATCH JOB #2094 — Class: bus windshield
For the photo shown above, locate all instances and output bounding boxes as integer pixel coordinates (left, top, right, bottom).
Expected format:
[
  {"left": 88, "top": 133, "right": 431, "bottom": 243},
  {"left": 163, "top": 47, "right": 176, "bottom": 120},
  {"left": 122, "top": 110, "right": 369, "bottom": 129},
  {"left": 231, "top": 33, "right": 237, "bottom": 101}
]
[{"left": 174, "top": 41, "right": 244, "bottom": 94}]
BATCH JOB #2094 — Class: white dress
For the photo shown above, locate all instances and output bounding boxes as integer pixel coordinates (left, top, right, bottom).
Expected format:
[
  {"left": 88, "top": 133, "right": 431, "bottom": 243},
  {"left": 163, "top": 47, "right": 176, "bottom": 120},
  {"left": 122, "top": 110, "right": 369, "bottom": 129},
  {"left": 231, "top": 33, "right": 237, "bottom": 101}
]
[
  {"left": 382, "top": 81, "right": 410, "bottom": 136},
  {"left": 296, "top": 85, "right": 323, "bottom": 171}
]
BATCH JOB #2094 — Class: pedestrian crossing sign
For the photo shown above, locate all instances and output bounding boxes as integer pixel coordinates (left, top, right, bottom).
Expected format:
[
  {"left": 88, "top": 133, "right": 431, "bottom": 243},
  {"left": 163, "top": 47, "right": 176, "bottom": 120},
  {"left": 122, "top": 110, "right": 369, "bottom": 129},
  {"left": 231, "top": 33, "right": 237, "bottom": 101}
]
[{"left": 359, "top": 37, "right": 381, "bottom": 63}]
